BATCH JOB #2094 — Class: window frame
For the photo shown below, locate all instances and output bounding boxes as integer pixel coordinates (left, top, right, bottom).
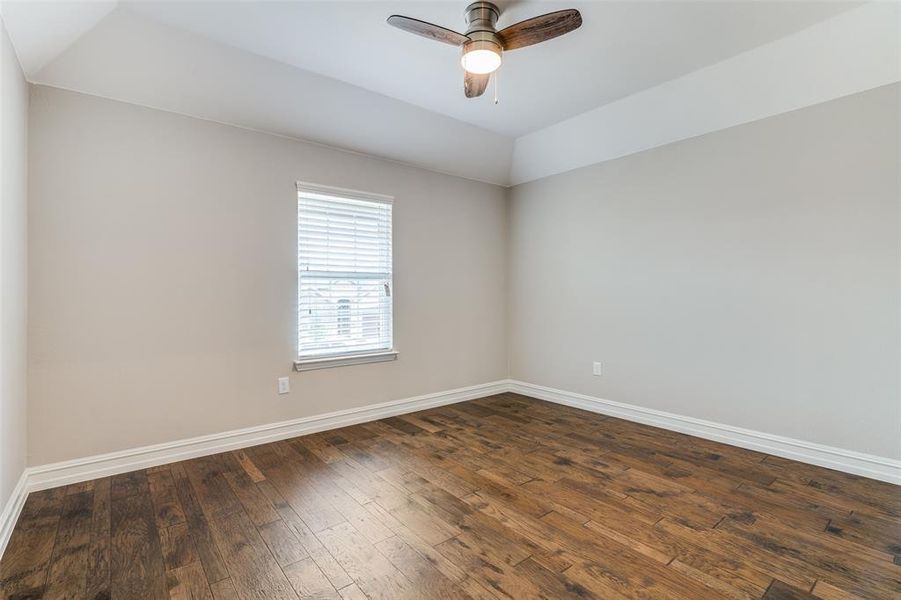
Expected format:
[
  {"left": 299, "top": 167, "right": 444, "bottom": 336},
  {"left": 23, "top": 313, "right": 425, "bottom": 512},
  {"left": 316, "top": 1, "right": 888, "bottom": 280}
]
[{"left": 293, "top": 181, "right": 397, "bottom": 372}]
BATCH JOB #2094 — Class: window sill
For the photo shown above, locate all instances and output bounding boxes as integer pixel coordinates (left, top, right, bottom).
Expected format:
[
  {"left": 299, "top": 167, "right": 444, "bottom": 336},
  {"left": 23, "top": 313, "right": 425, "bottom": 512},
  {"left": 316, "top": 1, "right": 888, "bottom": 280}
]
[{"left": 294, "top": 350, "right": 398, "bottom": 372}]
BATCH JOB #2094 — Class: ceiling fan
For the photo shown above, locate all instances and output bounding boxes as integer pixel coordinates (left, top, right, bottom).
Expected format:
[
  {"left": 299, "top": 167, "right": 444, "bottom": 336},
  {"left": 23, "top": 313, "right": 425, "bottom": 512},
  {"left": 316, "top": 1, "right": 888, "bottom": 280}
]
[{"left": 387, "top": 2, "right": 582, "bottom": 98}]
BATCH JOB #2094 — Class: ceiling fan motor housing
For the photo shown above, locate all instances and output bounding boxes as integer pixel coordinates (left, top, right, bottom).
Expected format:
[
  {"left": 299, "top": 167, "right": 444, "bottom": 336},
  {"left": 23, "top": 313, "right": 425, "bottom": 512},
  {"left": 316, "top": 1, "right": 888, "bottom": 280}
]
[{"left": 463, "top": 2, "right": 503, "bottom": 63}]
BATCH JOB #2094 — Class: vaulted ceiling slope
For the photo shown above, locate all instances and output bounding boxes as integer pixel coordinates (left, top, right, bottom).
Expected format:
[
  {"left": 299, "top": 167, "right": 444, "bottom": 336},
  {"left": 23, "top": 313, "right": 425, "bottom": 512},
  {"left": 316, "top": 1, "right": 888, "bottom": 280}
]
[
  {"left": 512, "top": 1, "right": 901, "bottom": 183},
  {"left": 120, "top": 0, "right": 860, "bottom": 137},
  {"left": 13, "top": 5, "right": 513, "bottom": 185},
  {"left": 2, "top": 1, "right": 896, "bottom": 186}
]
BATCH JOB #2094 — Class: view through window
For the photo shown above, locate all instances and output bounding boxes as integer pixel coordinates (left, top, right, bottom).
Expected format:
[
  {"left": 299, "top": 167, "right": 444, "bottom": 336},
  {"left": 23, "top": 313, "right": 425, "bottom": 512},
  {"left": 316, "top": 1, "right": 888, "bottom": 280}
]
[{"left": 297, "top": 184, "right": 393, "bottom": 360}]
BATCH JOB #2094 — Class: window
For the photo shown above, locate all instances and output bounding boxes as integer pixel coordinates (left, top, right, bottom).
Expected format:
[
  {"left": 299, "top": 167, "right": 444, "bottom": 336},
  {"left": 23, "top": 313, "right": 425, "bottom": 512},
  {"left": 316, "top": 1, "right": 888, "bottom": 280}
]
[{"left": 295, "top": 182, "right": 395, "bottom": 370}]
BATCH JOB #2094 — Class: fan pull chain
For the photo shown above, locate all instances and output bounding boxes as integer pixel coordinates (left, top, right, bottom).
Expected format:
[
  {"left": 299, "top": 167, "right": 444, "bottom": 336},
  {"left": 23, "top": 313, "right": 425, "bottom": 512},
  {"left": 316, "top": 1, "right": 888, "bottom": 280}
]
[{"left": 493, "top": 69, "right": 499, "bottom": 104}]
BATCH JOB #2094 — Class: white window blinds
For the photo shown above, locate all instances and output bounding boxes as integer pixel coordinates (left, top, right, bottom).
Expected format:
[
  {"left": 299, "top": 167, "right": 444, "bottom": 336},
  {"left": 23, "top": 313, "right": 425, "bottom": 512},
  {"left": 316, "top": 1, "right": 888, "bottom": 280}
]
[{"left": 297, "top": 184, "right": 393, "bottom": 359}]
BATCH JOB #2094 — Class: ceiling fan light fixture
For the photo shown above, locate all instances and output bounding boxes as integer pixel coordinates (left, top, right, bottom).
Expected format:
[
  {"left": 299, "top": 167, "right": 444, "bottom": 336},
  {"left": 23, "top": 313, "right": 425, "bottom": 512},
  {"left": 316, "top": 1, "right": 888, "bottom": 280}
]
[
  {"left": 387, "top": 3, "right": 582, "bottom": 97},
  {"left": 461, "top": 39, "right": 502, "bottom": 74}
]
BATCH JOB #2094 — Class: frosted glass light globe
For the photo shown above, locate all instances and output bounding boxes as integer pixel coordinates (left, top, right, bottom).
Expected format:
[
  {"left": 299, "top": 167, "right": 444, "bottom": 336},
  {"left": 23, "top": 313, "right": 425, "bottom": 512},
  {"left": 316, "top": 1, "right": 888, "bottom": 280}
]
[{"left": 461, "top": 47, "right": 502, "bottom": 74}]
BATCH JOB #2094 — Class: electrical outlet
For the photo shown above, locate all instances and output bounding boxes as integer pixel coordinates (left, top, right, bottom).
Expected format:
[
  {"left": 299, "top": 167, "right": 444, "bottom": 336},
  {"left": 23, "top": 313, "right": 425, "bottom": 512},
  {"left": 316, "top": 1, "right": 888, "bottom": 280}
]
[
  {"left": 278, "top": 377, "right": 290, "bottom": 394},
  {"left": 592, "top": 362, "right": 602, "bottom": 376}
]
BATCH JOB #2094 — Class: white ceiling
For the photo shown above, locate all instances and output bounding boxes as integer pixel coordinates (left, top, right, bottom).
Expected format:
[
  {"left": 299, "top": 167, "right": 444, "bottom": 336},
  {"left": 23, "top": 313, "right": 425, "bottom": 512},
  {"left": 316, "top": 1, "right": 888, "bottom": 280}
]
[
  {"left": 2, "top": 1, "right": 884, "bottom": 185},
  {"left": 511, "top": 2, "right": 901, "bottom": 183},
  {"left": 5, "top": 1, "right": 859, "bottom": 137},
  {"left": 121, "top": 0, "right": 859, "bottom": 137}
]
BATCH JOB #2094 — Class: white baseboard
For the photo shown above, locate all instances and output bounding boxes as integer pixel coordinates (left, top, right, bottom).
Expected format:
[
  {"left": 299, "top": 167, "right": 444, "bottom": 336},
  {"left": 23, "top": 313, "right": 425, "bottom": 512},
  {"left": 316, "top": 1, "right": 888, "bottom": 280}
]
[
  {"left": 508, "top": 380, "right": 901, "bottom": 485},
  {"left": 0, "top": 471, "right": 29, "bottom": 560},
  {"left": 24, "top": 380, "right": 509, "bottom": 494}
]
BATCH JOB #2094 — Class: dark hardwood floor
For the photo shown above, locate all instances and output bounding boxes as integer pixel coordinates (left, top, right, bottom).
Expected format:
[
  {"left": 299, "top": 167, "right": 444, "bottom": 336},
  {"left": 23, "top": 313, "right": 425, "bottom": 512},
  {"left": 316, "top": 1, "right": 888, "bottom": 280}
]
[{"left": 1, "top": 393, "right": 899, "bottom": 599}]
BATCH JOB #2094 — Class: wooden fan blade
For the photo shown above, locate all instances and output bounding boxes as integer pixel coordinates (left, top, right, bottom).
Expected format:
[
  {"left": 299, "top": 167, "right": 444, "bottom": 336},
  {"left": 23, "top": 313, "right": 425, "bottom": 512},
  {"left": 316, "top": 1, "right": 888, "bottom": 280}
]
[
  {"left": 497, "top": 9, "right": 582, "bottom": 51},
  {"left": 387, "top": 15, "right": 468, "bottom": 46},
  {"left": 464, "top": 71, "right": 490, "bottom": 98}
]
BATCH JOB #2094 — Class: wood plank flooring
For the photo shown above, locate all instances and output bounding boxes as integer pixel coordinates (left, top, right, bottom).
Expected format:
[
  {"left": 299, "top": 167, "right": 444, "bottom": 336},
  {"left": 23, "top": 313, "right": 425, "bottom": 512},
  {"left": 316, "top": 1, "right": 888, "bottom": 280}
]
[{"left": 2, "top": 393, "right": 899, "bottom": 599}]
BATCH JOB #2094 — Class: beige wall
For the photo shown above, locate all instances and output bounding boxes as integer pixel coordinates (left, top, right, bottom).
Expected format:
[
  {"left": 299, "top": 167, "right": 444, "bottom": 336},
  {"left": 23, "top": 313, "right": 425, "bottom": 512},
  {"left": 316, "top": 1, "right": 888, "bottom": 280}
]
[
  {"left": 0, "top": 22, "right": 29, "bottom": 507},
  {"left": 27, "top": 85, "right": 507, "bottom": 465},
  {"left": 24, "top": 80, "right": 901, "bottom": 468},
  {"left": 509, "top": 84, "right": 901, "bottom": 460}
]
